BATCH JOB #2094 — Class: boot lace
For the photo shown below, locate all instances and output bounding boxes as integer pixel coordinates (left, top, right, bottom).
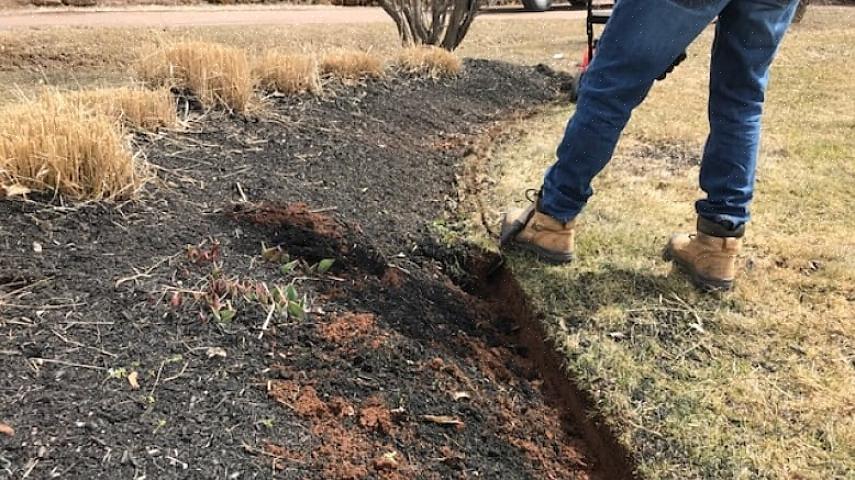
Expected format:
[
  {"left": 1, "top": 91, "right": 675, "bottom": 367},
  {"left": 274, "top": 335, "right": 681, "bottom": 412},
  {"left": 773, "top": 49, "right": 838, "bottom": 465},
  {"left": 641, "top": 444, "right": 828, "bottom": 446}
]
[{"left": 524, "top": 188, "right": 541, "bottom": 204}]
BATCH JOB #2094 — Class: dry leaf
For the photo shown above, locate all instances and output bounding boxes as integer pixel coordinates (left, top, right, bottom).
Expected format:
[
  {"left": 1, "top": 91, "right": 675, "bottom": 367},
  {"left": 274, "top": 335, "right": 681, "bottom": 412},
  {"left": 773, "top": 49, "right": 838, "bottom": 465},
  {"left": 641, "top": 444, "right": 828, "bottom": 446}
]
[
  {"left": 451, "top": 391, "right": 471, "bottom": 401},
  {"left": 422, "top": 415, "right": 464, "bottom": 427},
  {"left": 206, "top": 347, "right": 227, "bottom": 359},
  {"left": 1, "top": 184, "right": 31, "bottom": 198},
  {"left": 0, "top": 422, "right": 14, "bottom": 437},
  {"left": 128, "top": 371, "right": 140, "bottom": 390},
  {"left": 170, "top": 291, "right": 182, "bottom": 308},
  {"left": 373, "top": 451, "right": 399, "bottom": 471}
]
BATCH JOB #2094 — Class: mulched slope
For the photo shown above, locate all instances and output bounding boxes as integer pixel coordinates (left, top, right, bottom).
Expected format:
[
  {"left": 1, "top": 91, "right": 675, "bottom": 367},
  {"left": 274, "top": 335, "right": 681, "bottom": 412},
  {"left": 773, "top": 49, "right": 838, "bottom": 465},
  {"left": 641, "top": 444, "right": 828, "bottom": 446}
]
[{"left": 0, "top": 60, "right": 596, "bottom": 479}]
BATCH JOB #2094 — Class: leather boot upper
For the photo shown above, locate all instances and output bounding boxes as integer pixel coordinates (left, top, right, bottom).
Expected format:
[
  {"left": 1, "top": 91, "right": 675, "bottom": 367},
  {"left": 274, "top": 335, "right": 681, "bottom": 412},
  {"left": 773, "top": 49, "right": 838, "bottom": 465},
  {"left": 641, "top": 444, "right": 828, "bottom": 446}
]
[
  {"left": 506, "top": 207, "right": 576, "bottom": 257},
  {"left": 668, "top": 218, "right": 743, "bottom": 282}
]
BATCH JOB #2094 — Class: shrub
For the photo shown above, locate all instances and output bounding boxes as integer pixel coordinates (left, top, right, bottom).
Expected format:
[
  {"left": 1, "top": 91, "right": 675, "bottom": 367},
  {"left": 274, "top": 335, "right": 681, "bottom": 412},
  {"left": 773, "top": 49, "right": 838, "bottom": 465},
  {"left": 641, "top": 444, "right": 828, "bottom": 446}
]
[
  {"left": 0, "top": 94, "right": 142, "bottom": 200},
  {"left": 135, "top": 41, "right": 254, "bottom": 112},
  {"left": 64, "top": 87, "right": 177, "bottom": 130},
  {"left": 320, "top": 49, "right": 385, "bottom": 80},
  {"left": 254, "top": 52, "right": 322, "bottom": 95},
  {"left": 394, "top": 46, "right": 463, "bottom": 78}
]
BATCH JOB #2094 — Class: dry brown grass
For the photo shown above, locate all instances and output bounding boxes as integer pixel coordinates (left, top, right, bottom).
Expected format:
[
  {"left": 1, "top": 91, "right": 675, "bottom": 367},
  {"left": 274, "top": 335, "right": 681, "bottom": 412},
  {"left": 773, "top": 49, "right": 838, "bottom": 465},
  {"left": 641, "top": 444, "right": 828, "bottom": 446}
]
[
  {"left": 393, "top": 46, "right": 463, "bottom": 78},
  {"left": 253, "top": 51, "right": 321, "bottom": 95},
  {"left": 0, "top": 93, "right": 142, "bottom": 200},
  {"left": 319, "top": 49, "right": 385, "bottom": 80},
  {"left": 63, "top": 87, "right": 177, "bottom": 130},
  {"left": 134, "top": 41, "right": 254, "bottom": 112}
]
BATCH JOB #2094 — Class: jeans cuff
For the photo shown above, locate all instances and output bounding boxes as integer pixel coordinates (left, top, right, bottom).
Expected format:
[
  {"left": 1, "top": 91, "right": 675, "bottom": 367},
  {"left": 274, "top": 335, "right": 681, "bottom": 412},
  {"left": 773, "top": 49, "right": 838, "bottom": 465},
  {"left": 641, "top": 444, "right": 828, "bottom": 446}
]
[{"left": 698, "top": 216, "right": 746, "bottom": 238}]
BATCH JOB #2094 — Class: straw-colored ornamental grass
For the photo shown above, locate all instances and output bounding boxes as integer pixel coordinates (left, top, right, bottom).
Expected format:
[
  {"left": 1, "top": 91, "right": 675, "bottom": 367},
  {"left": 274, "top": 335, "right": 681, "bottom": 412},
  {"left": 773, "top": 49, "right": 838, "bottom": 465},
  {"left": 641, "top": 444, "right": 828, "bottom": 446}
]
[
  {"left": 254, "top": 52, "right": 322, "bottom": 95},
  {"left": 0, "top": 95, "right": 141, "bottom": 200},
  {"left": 320, "top": 49, "right": 385, "bottom": 80},
  {"left": 65, "top": 87, "right": 177, "bottom": 130},
  {"left": 135, "top": 41, "right": 254, "bottom": 112},
  {"left": 394, "top": 46, "right": 463, "bottom": 78}
]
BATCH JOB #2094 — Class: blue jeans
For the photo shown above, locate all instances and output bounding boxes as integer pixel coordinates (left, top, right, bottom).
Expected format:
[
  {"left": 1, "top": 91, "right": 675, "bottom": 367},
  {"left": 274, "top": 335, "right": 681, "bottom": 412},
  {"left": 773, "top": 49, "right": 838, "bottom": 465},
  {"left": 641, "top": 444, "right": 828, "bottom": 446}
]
[{"left": 540, "top": 0, "right": 799, "bottom": 229}]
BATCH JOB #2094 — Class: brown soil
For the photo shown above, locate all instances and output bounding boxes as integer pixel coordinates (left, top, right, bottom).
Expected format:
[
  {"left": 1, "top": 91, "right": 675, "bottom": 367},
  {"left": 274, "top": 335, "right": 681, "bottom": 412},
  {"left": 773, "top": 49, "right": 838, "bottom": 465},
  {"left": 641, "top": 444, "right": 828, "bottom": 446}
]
[
  {"left": 235, "top": 202, "right": 344, "bottom": 240},
  {"left": 317, "top": 312, "right": 378, "bottom": 344},
  {"left": 474, "top": 258, "right": 640, "bottom": 480}
]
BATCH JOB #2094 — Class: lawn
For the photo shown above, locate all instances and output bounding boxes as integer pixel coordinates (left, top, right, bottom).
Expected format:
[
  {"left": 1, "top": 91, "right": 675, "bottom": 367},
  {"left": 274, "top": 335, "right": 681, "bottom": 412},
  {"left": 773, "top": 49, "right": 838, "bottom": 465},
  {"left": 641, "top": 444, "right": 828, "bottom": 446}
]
[{"left": 481, "top": 7, "right": 854, "bottom": 479}]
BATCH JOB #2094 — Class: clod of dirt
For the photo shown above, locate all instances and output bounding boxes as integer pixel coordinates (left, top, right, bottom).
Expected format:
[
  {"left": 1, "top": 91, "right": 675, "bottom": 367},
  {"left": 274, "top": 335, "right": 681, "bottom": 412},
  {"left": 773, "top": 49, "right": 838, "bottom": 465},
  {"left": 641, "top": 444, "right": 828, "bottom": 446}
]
[
  {"left": 311, "top": 423, "right": 372, "bottom": 480},
  {"left": 318, "top": 312, "right": 378, "bottom": 345},
  {"left": 262, "top": 443, "right": 304, "bottom": 470},
  {"left": 230, "top": 201, "right": 386, "bottom": 275},
  {"left": 235, "top": 202, "right": 343, "bottom": 239},
  {"left": 359, "top": 397, "right": 393, "bottom": 435},
  {"left": 380, "top": 267, "right": 406, "bottom": 288},
  {"left": 372, "top": 451, "right": 400, "bottom": 472},
  {"left": 329, "top": 396, "right": 356, "bottom": 418},
  {"left": 294, "top": 386, "right": 330, "bottom": 419}
]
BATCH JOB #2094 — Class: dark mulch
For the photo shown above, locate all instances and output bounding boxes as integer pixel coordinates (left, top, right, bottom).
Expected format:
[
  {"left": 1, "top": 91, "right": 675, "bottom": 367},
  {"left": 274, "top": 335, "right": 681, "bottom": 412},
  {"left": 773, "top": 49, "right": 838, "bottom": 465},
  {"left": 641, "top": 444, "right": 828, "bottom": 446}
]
[{"left": 0, "top": 60, "right": 601, "bottom": 479}]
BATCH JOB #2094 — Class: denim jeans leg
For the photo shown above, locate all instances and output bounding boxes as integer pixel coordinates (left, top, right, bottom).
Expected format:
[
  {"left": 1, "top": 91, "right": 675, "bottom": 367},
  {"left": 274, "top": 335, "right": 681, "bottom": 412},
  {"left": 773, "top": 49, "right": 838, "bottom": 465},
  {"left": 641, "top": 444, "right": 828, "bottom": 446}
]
[
  {"left": 696, "top": 0, "right": 799, "bottom": 229},
  {"left": 540, "top": 0, "right": 728, "bottom": 222}
]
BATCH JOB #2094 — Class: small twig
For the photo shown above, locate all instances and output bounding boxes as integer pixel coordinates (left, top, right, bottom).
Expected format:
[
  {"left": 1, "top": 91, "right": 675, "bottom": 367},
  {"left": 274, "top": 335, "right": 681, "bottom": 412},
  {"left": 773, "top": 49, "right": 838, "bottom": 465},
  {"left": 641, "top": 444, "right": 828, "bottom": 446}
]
[
  {"left": 221, "top": 165, "right": 252, "bottom": 179},
  {"left": 61, "top": 321, "right": 114, "bottom": 326},
  {"left": 626, "top": 419, "right": 665, "bottom": 438},
  {"left": 258, "top": 303, "right": 276, "bottom": 340},
  {"left": 165, "top": 456, "right": 188, "bottom": 469},
  {"left": 116, "top": 254, "right": 179, "bottom": 288},
  {"left": 30, "top": 358, "right": 105, "bottom": 371},
  {"left": 162, "top": 361, "right": 190, "bottom": 383},
  {"left": 1, "top": 302, "right": 85, "bottom": 310},
  {"left": 235, "top": 182, "right": 249, "bottom": 203},
  {"left": 149, "top": 361, "right": 166, "bottom": 398},
  {"left": 308, "top": 206, "right": 338, "bottom": 214},
  {"left": 242, "top": 443, "right": 306, "bottom": 465},
  {"left": 50, "top": 328, "right": 84, "bottom": 348},
  {"left": 21, "top": 458, "right": 38, "bottom": 479}
]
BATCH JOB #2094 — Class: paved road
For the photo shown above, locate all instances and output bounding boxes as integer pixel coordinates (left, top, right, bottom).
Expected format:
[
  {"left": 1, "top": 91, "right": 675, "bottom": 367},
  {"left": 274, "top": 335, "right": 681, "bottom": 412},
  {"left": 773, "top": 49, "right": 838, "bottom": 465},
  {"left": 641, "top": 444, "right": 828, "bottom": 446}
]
[{"left": 0, "top": 4, "right": 586, "bottom": 29}]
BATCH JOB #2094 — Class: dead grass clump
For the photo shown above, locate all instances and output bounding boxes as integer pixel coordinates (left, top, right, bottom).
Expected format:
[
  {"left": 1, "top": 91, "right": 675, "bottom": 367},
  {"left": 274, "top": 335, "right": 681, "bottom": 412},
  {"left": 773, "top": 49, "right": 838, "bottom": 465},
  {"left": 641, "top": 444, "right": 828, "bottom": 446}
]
[
  {"left": 394, "top": 46, "right": 462, "bottom": 78},
  {"left": 64, "top": 87, "right": 177, "bottom": 130},
  {"left": 134, "top": 41, "right": 254, "bottom": 112},
  {"left": 0, "top": 95, "right": 141, "bottom": 200},
  {"left": 320, "top": 49, "right": 385, "bottom": 81},
  {"left": 254, "top": 51, "right": 321, "bottom": 95}
]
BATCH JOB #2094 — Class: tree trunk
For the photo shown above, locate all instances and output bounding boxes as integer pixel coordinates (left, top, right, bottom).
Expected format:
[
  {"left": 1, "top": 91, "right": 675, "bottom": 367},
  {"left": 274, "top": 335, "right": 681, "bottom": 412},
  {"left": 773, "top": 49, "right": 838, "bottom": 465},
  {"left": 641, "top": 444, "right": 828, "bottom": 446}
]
[{"left": 378, "top": 0, "right": 481, "bottom": 51}]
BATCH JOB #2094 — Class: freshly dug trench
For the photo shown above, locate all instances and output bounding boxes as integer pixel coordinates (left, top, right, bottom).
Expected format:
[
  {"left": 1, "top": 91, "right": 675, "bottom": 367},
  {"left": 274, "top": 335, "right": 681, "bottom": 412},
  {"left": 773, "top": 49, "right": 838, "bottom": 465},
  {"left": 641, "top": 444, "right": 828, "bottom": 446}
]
[{"left": 478, "top": 257, "right": 639, "bottom": 480}]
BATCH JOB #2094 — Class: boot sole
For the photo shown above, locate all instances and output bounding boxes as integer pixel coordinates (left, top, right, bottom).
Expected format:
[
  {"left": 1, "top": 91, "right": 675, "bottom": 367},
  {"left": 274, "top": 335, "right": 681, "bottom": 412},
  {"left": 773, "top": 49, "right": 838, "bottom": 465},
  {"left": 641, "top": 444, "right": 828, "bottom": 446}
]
[
  {"left": 499, "top": 212, "right": 573, "bottom": 265},
  {"left": 509, "top": 239, "right": 574, "bottom": 265},
  {"left": 663, "top": 247, "right": 733, "bottom": 292}
]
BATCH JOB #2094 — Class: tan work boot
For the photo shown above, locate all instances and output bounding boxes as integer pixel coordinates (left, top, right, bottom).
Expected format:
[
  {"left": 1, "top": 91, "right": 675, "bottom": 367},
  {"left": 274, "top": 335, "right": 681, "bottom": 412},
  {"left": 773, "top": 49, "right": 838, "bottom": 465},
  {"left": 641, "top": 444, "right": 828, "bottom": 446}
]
[
  {"left": 664, "top": 217, "right": 744, "bottom": 292},
  {"left": 499, "top": 192, "right": 576, "bottom": 264}
]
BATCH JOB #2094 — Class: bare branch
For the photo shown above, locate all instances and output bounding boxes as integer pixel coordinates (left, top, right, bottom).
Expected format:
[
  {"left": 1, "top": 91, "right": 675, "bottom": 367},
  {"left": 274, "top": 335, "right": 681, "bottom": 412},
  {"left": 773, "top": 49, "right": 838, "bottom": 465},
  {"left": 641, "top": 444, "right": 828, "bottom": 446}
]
[{"left": 379, "top": 0, "right": 482, "bottom": 50}]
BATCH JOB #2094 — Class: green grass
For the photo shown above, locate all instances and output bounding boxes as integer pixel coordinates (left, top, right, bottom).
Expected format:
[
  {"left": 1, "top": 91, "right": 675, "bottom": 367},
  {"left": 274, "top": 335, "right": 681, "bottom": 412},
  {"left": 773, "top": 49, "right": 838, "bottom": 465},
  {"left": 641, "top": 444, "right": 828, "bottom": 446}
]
[{"left": 481, "top": 9, "right": 854, "bottom": 479}]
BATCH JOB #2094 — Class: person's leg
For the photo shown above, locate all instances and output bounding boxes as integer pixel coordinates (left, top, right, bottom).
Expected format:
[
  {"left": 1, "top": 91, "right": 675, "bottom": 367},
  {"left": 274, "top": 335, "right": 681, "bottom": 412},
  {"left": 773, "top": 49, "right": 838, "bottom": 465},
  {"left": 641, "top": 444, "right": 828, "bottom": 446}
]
[
  {"left": 540, "top": 0, "right": 728, "bottom": 222},
  {"left": 665, "top": 0, "right": 798, "bottom": 291},
  {"left": 696, "top": 0, "right": 799, "bottom": 229}
]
